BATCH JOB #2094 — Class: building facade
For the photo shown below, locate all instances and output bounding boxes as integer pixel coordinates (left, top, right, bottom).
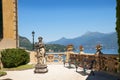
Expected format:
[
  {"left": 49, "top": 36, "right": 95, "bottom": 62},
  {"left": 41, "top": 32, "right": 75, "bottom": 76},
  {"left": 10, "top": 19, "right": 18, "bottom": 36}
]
[{"left": 0, "top": 0, "right": 18, "bottom": 49}]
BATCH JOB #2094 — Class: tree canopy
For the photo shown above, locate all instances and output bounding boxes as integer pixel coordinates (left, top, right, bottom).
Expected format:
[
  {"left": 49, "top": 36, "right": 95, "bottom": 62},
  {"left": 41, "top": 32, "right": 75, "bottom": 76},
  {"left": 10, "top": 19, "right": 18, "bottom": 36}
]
[{"left": 116, "top": 0, "right": 120, "bottom": 61}]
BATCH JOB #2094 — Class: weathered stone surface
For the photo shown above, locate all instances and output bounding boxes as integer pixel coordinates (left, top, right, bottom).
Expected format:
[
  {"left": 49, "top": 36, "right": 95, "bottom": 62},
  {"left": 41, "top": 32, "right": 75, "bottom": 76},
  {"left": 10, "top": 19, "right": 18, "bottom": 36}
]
[
  {"left": 34, "top": 64, "right": 48, "bottom": 73},
  {"left": 34, "top": 37, "right": 48, "bottom": 73},
  {"left": 0, "top": 0, "right": 18, "bottom": 49}
]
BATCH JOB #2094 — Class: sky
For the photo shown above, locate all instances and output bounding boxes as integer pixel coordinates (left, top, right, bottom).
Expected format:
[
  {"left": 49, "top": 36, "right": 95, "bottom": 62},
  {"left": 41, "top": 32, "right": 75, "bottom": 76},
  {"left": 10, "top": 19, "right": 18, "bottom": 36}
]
[{"left": 18, "top": 0, "right": 116, "bottom": 43}]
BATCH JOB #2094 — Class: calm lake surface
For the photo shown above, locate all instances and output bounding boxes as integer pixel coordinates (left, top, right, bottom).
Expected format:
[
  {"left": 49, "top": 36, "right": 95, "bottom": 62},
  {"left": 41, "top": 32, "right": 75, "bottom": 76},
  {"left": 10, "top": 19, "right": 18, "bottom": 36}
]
[
  {"left": 47, "top": 49, "right": 118, "bottom": 55},
  {"left": 83, "top": 49, "right": 118, "bottom": 54},
  {"left": 47, "top": 49, "right": 118, "bottom": 62}
]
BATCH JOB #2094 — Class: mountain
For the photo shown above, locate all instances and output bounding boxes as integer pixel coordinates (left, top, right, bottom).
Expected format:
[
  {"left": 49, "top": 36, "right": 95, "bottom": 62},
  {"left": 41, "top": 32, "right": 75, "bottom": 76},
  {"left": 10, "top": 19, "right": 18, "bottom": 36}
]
[
  {"left": 47, "top": 32, "right": 118, "bottom": 49},
  {"left": 19, "top": 36, "right": 32, "bottom": 50},
  {"left": 19, "top": 36, "right": 66, "bottom": 52}
]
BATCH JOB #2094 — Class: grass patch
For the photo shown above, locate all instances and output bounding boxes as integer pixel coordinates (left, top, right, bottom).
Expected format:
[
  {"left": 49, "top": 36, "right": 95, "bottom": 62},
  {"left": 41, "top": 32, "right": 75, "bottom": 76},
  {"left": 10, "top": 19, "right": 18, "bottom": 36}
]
[
  {"left": 0, "top": 71, "right": 7, "bottom": 77},
  {"left": 3, "top": 64, "right": 34, "bottom": 71},
  {"left": 0, "top": 64, "right": 34, "bottom": 77}
]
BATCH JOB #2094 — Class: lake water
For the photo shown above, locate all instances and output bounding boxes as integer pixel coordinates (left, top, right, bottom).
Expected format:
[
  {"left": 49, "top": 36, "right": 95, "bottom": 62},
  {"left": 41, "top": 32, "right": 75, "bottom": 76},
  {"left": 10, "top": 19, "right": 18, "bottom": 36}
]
[
  {"left": 47, "top": 49, "right": 118, "bottom": 54},
  {"left": 47, "top": 49, "right": 118, "bottom": 62},
  {"left": 83, "top": 49, "right": 118, "bottom": 54}
]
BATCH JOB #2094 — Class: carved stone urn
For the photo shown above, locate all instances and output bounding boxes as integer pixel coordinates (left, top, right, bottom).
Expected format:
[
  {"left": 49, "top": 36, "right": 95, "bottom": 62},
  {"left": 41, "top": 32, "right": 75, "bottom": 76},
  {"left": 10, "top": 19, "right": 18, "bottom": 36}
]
[{"left": 95, "top": 44, "right": 103, "bottom": 55}]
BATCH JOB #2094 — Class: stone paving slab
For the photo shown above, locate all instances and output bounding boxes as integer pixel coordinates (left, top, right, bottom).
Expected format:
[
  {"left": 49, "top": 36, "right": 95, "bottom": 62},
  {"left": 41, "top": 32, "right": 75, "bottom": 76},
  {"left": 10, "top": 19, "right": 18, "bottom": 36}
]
[
  {"left": 0, "top": 64, "right": 88, "bottom": 80},
  {"left": 86, "top": 71, "right": 120, "bottom": 80}
]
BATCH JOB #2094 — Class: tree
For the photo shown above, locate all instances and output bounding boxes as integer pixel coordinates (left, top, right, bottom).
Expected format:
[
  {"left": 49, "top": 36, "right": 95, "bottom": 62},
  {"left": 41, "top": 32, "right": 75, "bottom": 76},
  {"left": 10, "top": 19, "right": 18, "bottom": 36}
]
[
  {"left": 45, "top": 44, "right": 66, "bottom": 52},
  {"left": 116, "top": 0, "right": 120, "bottom": 61}
]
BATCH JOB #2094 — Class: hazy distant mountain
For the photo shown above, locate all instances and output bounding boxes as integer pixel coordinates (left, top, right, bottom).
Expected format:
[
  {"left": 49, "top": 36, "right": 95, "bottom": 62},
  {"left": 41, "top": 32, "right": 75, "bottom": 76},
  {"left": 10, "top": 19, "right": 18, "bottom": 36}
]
[
  {"left": 19, "top": 36, "right": 66, "bottom": 51},
  {"left": 19, "top": 36, "right": 32, "bottom": 50},
  {"left": 47, "top": 32, "right": 118, "bottom": 49}
]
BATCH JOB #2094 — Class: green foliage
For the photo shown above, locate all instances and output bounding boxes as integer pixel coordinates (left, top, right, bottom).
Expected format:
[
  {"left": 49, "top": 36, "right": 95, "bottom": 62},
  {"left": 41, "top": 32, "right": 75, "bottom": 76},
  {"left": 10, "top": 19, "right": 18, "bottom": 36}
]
[
  {"left": 0, "top": 71, "right": 7, "bottom": 77},
  {"left": 19, "top": 36, "right": 32, "bottom": 50},
  {"left": 45, "top": 44, "right": 66, "bottom": 52},
  {"left": 3, "top": 64, "right": 34, "bottom": 71},
  {"left": 1, "top": 48, "right": 30, "bottom": 68},
  {"left": 116, "top": 0, "right": 120, "bottom": 61}
]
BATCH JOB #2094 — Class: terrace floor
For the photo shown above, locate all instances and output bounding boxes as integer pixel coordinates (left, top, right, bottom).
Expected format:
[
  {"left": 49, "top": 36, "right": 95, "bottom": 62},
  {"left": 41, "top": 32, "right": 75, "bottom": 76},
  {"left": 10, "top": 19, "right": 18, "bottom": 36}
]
[
  {"left": 0, "top": 63, "right": 120, "bottom": 80},
  {"left": 0, "top": 64, "right": 89, "bottom": 80}
]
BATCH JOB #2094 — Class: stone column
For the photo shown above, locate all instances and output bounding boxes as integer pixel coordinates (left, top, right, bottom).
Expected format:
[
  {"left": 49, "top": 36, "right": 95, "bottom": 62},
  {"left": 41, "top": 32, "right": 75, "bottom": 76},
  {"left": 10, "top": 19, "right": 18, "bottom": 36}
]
[{"left": 0, "top": 0, "right": 18, "bottom": 49}]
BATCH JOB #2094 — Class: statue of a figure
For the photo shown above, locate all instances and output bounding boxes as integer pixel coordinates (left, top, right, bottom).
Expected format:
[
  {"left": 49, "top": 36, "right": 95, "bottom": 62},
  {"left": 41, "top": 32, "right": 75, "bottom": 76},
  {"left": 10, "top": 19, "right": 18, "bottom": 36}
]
[
  {"left": 36, "top": 37, "right": 46, "bottom": 64},
  {"left": 34, "top": 37, "right": 48, "bottom": 73},
  {"left": 95, "top": 44, "right": 103, "bottom": 55}
]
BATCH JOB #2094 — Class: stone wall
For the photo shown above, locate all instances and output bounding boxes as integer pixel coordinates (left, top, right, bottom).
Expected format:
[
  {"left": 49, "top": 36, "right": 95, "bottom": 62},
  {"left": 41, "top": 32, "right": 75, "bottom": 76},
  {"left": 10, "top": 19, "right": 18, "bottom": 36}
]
[{"left": 0, "top": 0, "right": 18, "bottom": 49}]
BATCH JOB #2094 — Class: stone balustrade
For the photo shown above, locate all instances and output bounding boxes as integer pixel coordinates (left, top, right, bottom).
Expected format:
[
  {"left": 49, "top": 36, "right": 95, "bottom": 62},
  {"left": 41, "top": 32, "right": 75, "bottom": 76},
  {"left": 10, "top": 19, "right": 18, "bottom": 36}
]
[
  {"left": 46, "top": 53, "right": 65, "bottom": 63},
  {"left": 45, "top": 52, "right": 120, "bottom": 74},
  {"left": 69, "top": 53, "right": 120, "bottom": 75}
]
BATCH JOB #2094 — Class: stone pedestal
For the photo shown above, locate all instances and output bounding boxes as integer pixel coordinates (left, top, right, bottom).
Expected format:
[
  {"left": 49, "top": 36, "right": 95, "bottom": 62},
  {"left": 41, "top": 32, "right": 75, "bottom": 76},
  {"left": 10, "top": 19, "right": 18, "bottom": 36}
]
[{"left": 34, "top": 64, "right": 48, "bottom": 73}]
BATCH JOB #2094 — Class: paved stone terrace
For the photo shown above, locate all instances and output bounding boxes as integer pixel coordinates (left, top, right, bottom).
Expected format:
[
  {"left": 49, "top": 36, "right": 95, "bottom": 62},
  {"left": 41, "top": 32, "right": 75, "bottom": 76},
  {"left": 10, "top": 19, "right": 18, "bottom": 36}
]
[
  {"left": 0, "top": 64, "right": 89, "bottom": 80},
  {"left": 1, "top": 64, "right": 120, "bottom": 80}
]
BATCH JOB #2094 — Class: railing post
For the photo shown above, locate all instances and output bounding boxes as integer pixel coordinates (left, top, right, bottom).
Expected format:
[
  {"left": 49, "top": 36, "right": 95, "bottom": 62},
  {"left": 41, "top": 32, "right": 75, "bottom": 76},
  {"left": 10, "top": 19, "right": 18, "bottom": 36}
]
[{"left": 95, "top": 44, "right": 103, "bottom": 71}]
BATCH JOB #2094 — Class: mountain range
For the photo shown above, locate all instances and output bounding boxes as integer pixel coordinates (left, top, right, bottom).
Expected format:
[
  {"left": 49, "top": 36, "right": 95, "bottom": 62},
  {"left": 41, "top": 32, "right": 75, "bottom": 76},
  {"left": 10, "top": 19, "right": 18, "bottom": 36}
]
[{"left": 47, "top": 32, "right": 118, "bottom": 49}]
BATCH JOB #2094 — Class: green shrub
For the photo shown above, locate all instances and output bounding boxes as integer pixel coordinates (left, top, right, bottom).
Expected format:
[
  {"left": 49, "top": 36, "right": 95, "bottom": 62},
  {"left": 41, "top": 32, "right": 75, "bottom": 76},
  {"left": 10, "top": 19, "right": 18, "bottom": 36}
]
[
  {"left": 1, "top": 48, "right": 30, "bottom": 68},
  {"left": 0, "top": 71, "right": 7, "bottom": 77}
]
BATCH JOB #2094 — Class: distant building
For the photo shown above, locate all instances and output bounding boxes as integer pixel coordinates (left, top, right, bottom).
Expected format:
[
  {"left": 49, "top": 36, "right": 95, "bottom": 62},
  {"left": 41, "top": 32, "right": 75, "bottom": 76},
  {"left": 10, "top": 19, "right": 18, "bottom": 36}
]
[{"left": 0, "top": 0, "right": 19, "bottom": 50}]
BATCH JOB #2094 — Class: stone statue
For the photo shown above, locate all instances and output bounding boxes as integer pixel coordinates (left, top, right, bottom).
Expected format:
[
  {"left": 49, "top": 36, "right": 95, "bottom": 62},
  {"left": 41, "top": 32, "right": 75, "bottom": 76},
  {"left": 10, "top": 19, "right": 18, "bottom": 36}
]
[
  {"left": 34, "top": 37, "right": 48, "bottom": 73},
  {"left": 36, "top": 37, "right": 46, "bottom": 64},
  {"left": 95, "top": 44, "right": 103, "bottom": 55}
]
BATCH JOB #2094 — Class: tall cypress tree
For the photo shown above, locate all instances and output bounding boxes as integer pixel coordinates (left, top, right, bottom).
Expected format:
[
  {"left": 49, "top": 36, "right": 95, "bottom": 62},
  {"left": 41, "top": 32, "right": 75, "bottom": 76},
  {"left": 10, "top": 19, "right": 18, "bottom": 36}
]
[{"left": 116, "top": 0, "right": 120, "bottom": 61}]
